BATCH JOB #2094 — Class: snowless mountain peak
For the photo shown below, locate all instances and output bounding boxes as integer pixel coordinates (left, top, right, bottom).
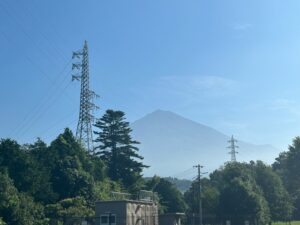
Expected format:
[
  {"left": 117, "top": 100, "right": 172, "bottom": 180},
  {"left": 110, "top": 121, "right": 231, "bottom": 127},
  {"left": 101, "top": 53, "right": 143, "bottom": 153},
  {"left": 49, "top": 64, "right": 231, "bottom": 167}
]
[{"left": 131, "top": 110, "right": 280, "bottom": 177}]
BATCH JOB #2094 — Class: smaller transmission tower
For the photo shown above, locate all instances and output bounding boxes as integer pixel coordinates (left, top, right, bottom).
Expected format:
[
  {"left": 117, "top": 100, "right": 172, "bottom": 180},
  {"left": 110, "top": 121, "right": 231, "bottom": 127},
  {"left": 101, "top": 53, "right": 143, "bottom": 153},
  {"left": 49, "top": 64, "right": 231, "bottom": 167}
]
[
  {"left": 227, "top": 135, "right": 238, "bottom": 162},
  {"left": 72, "top": 41, "right": 99, "bottom": 153}
]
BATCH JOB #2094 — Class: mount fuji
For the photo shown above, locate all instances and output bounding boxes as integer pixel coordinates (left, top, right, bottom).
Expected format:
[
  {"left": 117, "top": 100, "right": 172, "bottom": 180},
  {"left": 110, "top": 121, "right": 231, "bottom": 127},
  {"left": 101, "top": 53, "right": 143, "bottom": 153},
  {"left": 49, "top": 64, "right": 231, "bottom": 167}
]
[{"left": 131, "top": 110, "right": 280, "bottom": 177}]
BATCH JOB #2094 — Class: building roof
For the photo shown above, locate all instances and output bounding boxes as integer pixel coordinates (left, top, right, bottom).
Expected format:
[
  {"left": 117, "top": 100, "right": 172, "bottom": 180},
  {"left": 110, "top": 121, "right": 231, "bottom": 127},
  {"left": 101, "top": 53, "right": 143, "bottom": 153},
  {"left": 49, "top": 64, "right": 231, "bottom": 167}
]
[
  {"left": 95, "top": 200, "right": 157, "bottom": 205},
  {"left": 159, "top": 213, "right": 185, "bottom": 216}
]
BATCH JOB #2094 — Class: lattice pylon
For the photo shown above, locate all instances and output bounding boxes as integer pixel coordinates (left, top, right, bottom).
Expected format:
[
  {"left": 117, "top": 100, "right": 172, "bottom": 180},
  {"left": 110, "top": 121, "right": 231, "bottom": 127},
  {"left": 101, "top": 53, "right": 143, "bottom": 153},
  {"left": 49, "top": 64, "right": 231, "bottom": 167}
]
[
  {"left": 227, "top": 135, "right": 238, "bottom": 162},
  {"left": 72, "top": 41, "right": 99, "bottom": 153}
]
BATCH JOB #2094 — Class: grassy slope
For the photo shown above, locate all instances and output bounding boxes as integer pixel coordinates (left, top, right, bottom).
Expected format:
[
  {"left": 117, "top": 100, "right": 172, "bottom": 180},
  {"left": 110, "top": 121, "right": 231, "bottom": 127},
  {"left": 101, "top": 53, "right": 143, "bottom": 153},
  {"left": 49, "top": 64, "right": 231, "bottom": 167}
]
[{"left": 273, "top": 222, "right": 300, "bottom": 225}]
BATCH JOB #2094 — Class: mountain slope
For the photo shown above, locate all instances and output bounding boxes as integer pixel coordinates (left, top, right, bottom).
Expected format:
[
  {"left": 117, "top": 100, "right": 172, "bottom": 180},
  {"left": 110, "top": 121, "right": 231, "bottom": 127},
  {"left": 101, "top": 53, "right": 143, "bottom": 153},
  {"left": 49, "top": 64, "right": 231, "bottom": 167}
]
[{"left": 131, "top": 110, "right": 280, "bottom": 177}]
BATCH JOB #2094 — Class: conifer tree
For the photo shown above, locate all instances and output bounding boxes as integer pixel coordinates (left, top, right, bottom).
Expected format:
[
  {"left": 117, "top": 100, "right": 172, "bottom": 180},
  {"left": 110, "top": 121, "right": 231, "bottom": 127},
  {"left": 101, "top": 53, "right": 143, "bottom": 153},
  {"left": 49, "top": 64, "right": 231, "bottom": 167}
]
[{"left": 94, "top": 110, "right": 148, "bottom": 191}]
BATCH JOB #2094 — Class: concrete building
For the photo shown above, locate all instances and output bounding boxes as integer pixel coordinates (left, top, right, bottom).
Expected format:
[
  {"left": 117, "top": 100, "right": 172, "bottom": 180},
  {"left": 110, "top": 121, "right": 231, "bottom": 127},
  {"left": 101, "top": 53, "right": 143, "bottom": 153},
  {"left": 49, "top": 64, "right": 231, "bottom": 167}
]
[
  {"left": 95, "top": 191, "right": 159, "bottom": 225},
  {"left": 95, "top": 200, "right": 159, "bottom": 225}
]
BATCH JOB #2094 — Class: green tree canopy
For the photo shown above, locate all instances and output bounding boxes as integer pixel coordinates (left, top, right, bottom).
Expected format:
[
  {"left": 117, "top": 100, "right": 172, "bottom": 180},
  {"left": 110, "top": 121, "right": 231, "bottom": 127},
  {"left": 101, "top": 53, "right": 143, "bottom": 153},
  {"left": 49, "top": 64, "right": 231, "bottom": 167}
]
[
  {"left": 46, "top": 129, "right": 97, "bottom": 202},
  {"left": 94, "top": 110, "right": 148, "bottom": 191},
  {"left": 0, "top": 172, "right": 46, "bottom": 225},
  {"left": 273, "top": 137, "right": 300, "bottom": 219},
  {"left": 273, "top": 137, "right": 300, "bottom": 193},
  {"left": 0, "top": 127, "right": 141, "bottom": 224},
  {"left": 218, "top": 176, "right": 270, "bottom": 225},
  {"left": 212, "top": 163, "right": 270, "bottom": 225},
  {"left": 0, "top": 139, "right": 34, "bottom": 193},
  {"left": 45, "top": 197, "right": 94, "bottom": 219},
  {"left": 146, "top": 176, "right": 187, "bottom": 213},
  {"left": 250, "top": 161, "right": 293, "bottom": 221},
  {"left": 184, "top": 178, "right": 219, "bottom": 218},
  {"left": 0, "top": 138, "right": 56, "bottom": 205}
]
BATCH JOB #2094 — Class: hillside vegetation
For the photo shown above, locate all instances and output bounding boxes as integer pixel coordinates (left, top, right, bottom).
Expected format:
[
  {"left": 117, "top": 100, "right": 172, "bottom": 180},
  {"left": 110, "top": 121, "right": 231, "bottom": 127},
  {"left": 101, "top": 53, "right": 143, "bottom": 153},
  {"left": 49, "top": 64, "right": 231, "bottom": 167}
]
[{"left": 1, "top": 110, "right": 300, "bottom": 224}]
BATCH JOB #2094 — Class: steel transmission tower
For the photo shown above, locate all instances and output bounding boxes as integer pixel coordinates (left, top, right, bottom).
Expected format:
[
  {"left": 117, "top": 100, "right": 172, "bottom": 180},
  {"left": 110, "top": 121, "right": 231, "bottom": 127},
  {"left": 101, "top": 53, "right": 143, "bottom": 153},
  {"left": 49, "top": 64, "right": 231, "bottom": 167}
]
[
  {"left": 72, "top": 41, "right": 98, "bottom": 153},
  {"left": 227, "top": 135, "right": 238, "bottom": 162}
]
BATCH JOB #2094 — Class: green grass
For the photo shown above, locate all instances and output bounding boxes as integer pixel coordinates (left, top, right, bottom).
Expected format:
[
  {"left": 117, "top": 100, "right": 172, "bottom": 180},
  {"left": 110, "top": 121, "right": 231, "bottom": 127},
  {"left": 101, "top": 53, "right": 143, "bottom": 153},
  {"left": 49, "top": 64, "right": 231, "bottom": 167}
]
[{"left": 273, "top": 221, "right": 300, "bottom": 225}]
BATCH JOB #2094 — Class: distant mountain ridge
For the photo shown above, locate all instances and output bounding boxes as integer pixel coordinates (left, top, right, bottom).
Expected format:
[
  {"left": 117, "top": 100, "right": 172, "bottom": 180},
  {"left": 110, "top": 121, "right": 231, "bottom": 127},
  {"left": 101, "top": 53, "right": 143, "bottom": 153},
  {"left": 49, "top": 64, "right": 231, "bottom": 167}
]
[
  {"left": 144, "top": 177, "right": 192, "bottom": 193},
  {"left": 131, "top": 110, "right": 280, "bottom": 177}
]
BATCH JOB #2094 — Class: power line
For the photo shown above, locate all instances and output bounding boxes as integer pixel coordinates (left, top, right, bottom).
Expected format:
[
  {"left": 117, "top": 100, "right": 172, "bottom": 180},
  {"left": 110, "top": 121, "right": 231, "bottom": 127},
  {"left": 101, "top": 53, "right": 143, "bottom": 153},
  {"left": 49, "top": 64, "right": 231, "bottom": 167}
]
[
  {"left": 0, "top": 11, "right": 76, "bottom": 139},
  {"left": 7, "top": 63, "right": 72, "bottom": 138},
  {"left": 0, "top": 29, "right": 73, "bottom": 139},
  {"left": 29, "top": 0, "right": 70, "bottom": 46},
  {"left": 7, "top": 0, "right": 69, "bottom": 63},
  {"left": 0, "top": 0, "right": 76, "bottom": 89},
  {"left": 0, "top": 1, "right": 63, "bottom": 67},
  {"left": 42, "top": 117, "right": 78, "bottom": 142},
  {"left": 12, "top": 68, "right": 72, "bottom": 139},
  {"left": 0, "top": 2, "right": 82, "bottom": 143},
  {"left": 170, "top": 167, "right": 196, "bottom": 179},
  {"left": 37, "top": 110, "right": 78, "bottom": 137},
  {"left": 17, "top": 80, "right": 73, "bottom": 141}
]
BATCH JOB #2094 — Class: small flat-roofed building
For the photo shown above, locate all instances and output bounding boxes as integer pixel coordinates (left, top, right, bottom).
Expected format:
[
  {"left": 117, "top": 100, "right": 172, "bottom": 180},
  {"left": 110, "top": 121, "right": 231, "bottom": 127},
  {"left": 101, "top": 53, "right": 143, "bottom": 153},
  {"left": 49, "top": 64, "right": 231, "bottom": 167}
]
[{"left": 95, "top": 191, "right": 159, "bottom": 225}]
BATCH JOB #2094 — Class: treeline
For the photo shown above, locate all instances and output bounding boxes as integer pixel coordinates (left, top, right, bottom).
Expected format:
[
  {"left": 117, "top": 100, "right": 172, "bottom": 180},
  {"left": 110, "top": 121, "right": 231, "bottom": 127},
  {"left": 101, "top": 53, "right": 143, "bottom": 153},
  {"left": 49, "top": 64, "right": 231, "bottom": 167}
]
[
  {"left": 1, "top": 110, "right": 300, "bottom": 225},
  {"left": 148, "top": 138, "right": 300, "bottom": 225},
  {"left": 0, "top": 110, "right": 151, "bottom": 224},
  {"left": 183, "top": 138, "right": 300, "bottom": 224},
  {"left": 184, "top": 161, "right": 292, "bottom": 225}
]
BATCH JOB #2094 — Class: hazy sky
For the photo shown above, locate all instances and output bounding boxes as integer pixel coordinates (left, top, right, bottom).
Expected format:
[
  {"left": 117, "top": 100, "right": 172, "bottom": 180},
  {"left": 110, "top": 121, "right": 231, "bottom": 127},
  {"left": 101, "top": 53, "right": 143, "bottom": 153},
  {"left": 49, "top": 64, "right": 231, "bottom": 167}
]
[{"left": 1, "top": 0, "right": 300, "bottom": 150}]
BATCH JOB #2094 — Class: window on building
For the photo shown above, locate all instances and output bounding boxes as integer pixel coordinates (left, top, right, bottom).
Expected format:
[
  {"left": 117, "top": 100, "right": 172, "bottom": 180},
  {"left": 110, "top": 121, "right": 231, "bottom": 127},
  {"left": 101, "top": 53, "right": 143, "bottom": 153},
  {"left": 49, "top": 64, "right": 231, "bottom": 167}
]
[
  {"left": 100, "top": 214, "right": 116, "bottom": 225},
  {"left": 110, "top": 215, "right": 116, "bottom": 224},
  {"left": 101, "top": 216, "right": 108, "bottom": 224}
]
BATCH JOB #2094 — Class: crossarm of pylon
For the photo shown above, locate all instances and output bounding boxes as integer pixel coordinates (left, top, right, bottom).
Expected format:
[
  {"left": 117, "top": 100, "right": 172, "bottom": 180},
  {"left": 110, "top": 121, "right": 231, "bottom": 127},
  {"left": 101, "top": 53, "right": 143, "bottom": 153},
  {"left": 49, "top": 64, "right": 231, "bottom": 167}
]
[
  {"left": 72, "top": 62, "right": 82, "bottom": 70},
  {"left": 72, "top": 74, "right": 81, "bottom": 81},
  {"left": 72, "top": 50, "right": 83, "bottom": 59}
]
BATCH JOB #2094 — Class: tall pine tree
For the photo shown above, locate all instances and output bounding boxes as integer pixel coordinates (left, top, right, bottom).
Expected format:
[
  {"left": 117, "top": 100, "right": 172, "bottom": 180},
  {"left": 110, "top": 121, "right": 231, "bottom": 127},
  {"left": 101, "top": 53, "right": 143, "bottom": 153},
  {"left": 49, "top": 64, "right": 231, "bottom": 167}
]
[{"left": 94, "top": 110, "right": 148, "bottom": 191}]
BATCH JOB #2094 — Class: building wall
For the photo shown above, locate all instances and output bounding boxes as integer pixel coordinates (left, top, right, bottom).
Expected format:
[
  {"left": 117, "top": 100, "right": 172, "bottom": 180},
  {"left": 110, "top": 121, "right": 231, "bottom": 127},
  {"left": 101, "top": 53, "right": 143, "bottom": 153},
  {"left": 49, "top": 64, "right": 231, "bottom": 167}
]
[
  {"left": 95, "top": 201, "right": 127, "bottom": 225},
  {"left": 126, "top": 202, "right": 158, "bottom": 225},
  {"left": 95, "top": 201, "right": 158, "bottom": 225}
]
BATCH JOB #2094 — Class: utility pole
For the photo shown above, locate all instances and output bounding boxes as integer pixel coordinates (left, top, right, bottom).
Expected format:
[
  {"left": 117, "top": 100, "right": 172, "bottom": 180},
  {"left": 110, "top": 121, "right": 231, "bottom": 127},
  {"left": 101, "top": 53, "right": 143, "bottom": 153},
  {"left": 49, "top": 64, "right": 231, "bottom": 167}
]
[
  {"left": 193, "top": 164, "right": 206, "bottom": 225},
  {"left": 227, "top": 135, "right": 238, "bottom": 162},
  {"left": 72, "top": 41, "right": 99, "bottom": 153}
]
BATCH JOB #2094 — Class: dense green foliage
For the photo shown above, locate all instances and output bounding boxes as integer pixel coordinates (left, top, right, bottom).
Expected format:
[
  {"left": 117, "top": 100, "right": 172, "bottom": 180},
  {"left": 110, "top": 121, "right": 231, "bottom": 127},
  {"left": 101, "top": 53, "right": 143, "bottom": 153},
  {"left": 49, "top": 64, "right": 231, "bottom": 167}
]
[
  {"left": 94, "top": 110, "right": 148, "bottom": 192},
  {"left": 273, "top": 137, "right": 300, "bottom": 220},
  {"left": 1, "top": 109, "right": 300, "bottom": 224},
  {"left": 184, "top": 178, "right": 219, "bottom": 218},
  {"left": 0, "top": 172, "right": 46, "bottom": 225},
  {"left": 251, "top": 161, "right": 293, "bottom": 221},
  {"left": 214, "top": 163, "right": 270, "bottom": 225},
  {"left": 45, "top": 197, "right": 94, "bottom": 219},
  {"left": 185, "top": 162, "right": 293, "bottom": 224},
  {"left": 0, "top": 110, "right": 141, "bottom": 224},
  {"left": 146, "top": 176, "right": 187, "bottom": 213}
]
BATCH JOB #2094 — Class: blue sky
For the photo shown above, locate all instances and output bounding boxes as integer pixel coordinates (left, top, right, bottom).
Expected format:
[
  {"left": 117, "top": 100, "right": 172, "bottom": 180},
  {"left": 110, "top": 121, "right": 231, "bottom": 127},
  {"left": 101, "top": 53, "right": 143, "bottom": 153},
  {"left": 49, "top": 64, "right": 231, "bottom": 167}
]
[{"left": 1, "top": 0, "right": 300, "bottom": 150}]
